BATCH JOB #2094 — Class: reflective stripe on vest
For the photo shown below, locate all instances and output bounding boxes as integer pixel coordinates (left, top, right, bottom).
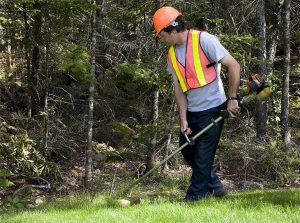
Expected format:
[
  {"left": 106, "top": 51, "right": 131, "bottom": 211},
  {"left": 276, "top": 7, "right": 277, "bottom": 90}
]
[{"left": 167, "top": 30, "right": 217, "bottom": 93}]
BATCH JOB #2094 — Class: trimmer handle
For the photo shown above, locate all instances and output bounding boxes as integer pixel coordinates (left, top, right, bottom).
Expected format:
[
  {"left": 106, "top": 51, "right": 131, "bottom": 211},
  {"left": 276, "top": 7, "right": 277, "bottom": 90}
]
[
  {"left": 184, "top": 110, "right": 228, "bottom": 145},
  {"left": 184, "top": 133, "right": 195, "bottom": 146}
]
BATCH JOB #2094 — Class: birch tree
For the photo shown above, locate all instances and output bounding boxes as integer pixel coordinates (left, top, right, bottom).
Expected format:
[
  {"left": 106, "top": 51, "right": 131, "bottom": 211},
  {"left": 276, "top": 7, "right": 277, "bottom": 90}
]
[
  {"left": 144, "top": 0, "right": 161, "bottom": 171},
  {"left": 280, "top": 0, "right": 291, "bottom": 146},
  {"left": 85, "top": 0, "right": 98, "bottom": 188}
]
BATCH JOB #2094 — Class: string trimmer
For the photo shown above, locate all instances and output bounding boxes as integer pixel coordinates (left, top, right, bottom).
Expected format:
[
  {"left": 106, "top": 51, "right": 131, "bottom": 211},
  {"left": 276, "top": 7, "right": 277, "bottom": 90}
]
[{"left": 118, "top": 74, "right": 271, "bottom": 199}]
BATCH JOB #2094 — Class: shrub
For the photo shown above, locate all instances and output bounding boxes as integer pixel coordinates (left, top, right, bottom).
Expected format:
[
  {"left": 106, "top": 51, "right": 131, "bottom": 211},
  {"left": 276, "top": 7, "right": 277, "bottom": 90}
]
[
  {"left": 0, "top": 168, "right": 14, "bottom": 188},
  {"left": 0, "top": 123, "right": 60, "bottom": 179}
]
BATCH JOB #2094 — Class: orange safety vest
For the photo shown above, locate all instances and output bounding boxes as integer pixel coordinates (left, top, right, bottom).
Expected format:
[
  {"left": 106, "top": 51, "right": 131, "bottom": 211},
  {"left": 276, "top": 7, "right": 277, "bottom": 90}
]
[{"left": 167, "top": 30, "right": 217, "bottom": 93}]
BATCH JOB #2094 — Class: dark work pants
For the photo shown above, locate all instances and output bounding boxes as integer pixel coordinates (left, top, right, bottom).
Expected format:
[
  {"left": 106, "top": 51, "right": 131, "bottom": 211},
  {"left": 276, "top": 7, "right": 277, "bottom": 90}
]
[{"left": 180, "top": 102, "right": 226, "bottom": 200}]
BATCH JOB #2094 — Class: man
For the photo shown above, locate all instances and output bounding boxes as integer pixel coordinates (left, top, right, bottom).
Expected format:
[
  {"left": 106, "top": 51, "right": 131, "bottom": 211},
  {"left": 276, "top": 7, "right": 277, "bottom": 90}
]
[{"left": 153, "top": 6, "right": 240, "bottom": 201}]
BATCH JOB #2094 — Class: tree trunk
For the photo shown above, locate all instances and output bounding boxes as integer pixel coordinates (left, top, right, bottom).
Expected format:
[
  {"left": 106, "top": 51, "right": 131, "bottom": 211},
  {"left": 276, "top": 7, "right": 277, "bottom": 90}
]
[
  {"left": 266, "top": 0, "right": 284, "bottom": 76},
  {"left": 146, "top": 87, "right": 159, "bottom": 171},
  {"left": 267, "top": 35, "right": 277, "bottom": 76},
  {"left": 30, "top": 3, "right": 43, "bottom": 116},
  {"left": 44, "top": 54, "right": 49, "bottom": 156},
  {"left": 280, "top": 0, "right": 291, "bottom": 146},
  {"left": 44, "top": 7, "right": 50, "bottom": 158},
  {"left": 254, "top": 0, "right": 268, "bottom": 139},
  {"left": 23, "top": 8, "right": 31, "bottom": 118},
  {"left": 84, "top": 0, "right": 100, "bottom": 188},
  {"left": 266, "top": 0, "right": 283, "bottom": 119},
  {"left": 162, "top": 100, "right": 176, "bottom": 172},
  {"left": 145, "top": 0, "right": 161, "bottom": 172},
  {"left": 6, "top": 39, "right": 12, "bottom": 72}
]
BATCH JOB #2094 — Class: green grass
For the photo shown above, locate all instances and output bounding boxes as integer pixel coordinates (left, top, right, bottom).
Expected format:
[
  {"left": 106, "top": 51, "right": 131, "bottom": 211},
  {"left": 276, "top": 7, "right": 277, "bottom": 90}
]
[{"left": 0, "top": 188, "right": 299, "bottom": 223}]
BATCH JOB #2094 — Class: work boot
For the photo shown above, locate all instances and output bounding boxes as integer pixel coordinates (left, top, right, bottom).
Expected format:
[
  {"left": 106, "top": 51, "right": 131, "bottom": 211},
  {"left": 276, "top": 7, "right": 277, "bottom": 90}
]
[
  {"left": 183, "top": 194, "right": 206, "bottom": 202},
  {"left": 209, "top": 187, "right": 227, "bottom": 197}
]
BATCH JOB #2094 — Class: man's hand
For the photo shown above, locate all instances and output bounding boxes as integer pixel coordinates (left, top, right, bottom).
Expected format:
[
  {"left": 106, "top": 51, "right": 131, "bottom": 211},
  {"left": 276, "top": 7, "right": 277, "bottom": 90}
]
[
  {"left": 227, "top": 99, "right": 240, "bottom": 117},
  {"left": 180, "top": 120, "right": 192, "bottom": 135}
]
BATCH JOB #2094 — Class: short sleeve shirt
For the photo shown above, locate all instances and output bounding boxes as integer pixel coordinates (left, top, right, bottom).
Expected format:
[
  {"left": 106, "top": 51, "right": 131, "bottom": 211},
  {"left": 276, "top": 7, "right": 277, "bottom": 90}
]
[{"left": 167, "top": 31, "right": 229, "bottom": 112}]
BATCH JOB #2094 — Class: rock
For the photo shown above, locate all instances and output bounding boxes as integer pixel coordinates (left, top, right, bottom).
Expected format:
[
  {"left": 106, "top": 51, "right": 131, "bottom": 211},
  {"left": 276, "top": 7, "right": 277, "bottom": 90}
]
[
  {"left": 237, "top": 181, "right": 264, "bottom": 190},
  {"left": 35, "top": 196, "right": 47, "bottom": 205},
  {"left": 117, "top": 199, "right": 131, "bottom": 208},
  {"left": 94, "top": 169, "right": 101, "bottom": 175},
  {"left": 93, "top": 152, "right": 108, "bottom": 162},
  {"left": 292, "top": 178, "right": 300, "bottom": 188},
  {"left": 26, "top": 204, "right": 35, "bottom": 209},
  {"left": 221, "top": 179, "right": 235, "bottom": 190},
  {"left": 128, "top": 197, "right": 141, "bottom": 205}
]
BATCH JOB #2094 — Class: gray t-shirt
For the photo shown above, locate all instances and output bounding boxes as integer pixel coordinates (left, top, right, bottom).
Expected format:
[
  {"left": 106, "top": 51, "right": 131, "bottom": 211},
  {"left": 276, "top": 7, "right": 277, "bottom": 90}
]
[{"left": 167, "top": 31, "right": 229, "bottom": 112}]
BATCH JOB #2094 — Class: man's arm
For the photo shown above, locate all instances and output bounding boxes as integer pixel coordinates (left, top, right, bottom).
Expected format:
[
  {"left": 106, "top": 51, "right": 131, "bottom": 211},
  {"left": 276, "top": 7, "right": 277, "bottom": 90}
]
[
  {"left": 219, "top": 54, "right": 241, "bottom": 117},
  {"left": 173, "top": 75, "right": 191, "bottom": 134}
]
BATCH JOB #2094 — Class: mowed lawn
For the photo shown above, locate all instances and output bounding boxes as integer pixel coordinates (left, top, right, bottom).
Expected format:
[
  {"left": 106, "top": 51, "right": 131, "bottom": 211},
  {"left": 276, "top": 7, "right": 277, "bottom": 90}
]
[{"left": 1, "top": 188, "right": 299, "bottom": 223}]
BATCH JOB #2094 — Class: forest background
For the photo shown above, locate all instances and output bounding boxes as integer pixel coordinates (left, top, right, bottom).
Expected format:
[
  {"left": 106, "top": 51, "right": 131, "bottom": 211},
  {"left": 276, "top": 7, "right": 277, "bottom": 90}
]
[{"left": 0, "top": 0, "right": 299, "bottom": 207}]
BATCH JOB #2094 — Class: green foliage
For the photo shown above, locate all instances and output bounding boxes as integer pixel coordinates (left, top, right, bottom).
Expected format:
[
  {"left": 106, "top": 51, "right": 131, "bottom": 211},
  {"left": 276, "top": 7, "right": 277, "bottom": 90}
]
[
  {"left": 116, "top": 60, "right": 157, "bottom": 87},
  {"left": 0, "top": 71, "right": 13, "bottom": 81},
  {"left": 113, "top": 61, "right": 157, "bottom": 110},
  {"left": 104, "top": 121, "right": 135, "bottom": 149},
  {"left": 294, "top": 62, "right": 300, "bottom": 74},
  {"left": 103, "top": 0, "right": 149, "bottom": 32},
  {"left": 267, "top": 71, "right": 283, "bottom": 125},
  {"left": 219, "top": 33, "right": 258, "bottom": 66},
  {"left": 95, "top": 121, "right": 136, "bottom": 150},
  {"left": 59, "top": 44, "right": 93, "bottom": 83},
  {"left": 134, "top": 123, "right": 157, "bottom": 142},
  {"left": 115, "top": 60, "right": 173, "bottom": 104},
  {"left": 0, "top": 124, "right": 59, "bottom": 179},
  {"left": 92, "top": 142, "right": 119, "bottom": 157},
  {"left": 1, "top": 195, "right": 28, "bottom": 209},
  {"left": 259, "top": 141, "right": 299, "bottom": 184},
  {"left": 268, "top": 71, "right": 282, "bottom": 98},
  {"left": 290, "top": 98, "right": 300, "bottom": 110},
  {"left": 134, "top": 119, "right": 168, "bottom": 144},
  {"left": 50, "top": 0, "right": 97, "bottom": 13},
  {"left": 208, "top": 18, "right": 224, "bottom": 24},
  {"left": 0, "top": 168, "right": 14, "bottom": 188},
  {"left": 12, "top": 0, "right": 96, "bottom": 12},
  {"left": 219, "top": 137, "right": 299, "bottom": 185}
]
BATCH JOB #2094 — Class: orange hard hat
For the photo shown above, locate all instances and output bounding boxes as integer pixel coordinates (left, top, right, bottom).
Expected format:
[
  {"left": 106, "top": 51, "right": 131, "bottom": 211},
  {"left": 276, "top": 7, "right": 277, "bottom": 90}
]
[{"left": 153, "top": 6, "right": 182, "bottom": 35}]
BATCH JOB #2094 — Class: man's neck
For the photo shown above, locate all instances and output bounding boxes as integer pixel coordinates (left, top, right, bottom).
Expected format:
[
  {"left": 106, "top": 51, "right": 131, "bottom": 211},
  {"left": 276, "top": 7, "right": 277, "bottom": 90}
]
[{"left": 176, "top": 30, "right": 189, "bottom": 45}]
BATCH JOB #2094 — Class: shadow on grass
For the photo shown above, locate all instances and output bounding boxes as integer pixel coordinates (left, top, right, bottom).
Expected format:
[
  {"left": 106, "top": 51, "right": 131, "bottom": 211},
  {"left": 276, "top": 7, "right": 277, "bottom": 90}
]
[{"left": 178, "top": 188, "right": 300, "bottom": 209}]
